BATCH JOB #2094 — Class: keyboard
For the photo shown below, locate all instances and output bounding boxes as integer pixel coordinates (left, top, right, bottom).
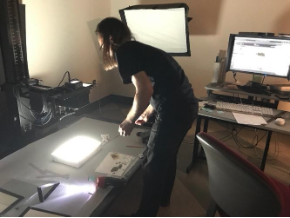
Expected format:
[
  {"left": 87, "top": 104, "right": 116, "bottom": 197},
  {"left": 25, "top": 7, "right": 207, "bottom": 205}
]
[{"left": 216, "top": 101, "right": 274, "bottom": 117}]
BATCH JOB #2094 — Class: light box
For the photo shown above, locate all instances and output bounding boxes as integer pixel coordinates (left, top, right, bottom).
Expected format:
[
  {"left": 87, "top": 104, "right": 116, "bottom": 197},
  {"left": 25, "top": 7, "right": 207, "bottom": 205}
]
[
  {"left": 119, "top": 3, "right": 191, "bottom": 56},
  {"left": 51, "top": 136, "right": 101, "bottom": 168}
]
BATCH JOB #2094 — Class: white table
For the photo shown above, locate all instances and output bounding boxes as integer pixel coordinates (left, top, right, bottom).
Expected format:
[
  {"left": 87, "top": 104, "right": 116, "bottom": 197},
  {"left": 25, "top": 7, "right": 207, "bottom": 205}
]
[{"left": 0, "top": 118, "right": 146, "bottom": 217}]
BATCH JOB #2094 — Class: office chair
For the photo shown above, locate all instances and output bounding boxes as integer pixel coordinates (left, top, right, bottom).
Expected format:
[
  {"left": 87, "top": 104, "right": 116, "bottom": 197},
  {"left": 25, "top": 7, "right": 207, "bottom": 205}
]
[{"left": 197, "top": 132, "right": 290, "bottom": 217}]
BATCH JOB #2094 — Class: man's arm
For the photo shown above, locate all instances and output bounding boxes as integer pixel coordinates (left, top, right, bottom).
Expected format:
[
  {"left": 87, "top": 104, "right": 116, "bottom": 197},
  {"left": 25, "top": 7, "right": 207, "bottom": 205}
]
[
  {"left": 135, "top": 104, "right": 155, "bottom": 125},
  {"left": 126, "top": 71, "right": 153, "bottom": 123},
  {"left": 119, "top": 71, "right": 153, "bottom": 136}
]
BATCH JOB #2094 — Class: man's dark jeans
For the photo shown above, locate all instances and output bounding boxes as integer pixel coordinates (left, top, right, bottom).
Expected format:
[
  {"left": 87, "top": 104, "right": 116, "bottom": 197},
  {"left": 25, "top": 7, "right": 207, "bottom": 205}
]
[{"left": 137, "top": 101, "right": 198, "bottom": 216}]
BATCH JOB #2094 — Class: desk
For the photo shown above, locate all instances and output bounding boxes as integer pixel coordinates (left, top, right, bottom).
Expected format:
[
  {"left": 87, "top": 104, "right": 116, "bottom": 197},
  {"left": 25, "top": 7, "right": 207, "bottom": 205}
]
[
  {"left": 205, "top": 83, "right": 290, "bottom": 109},
  {"left": 186, "top": 106, "right": 290, "bottom": 173},
  {"left": 0, "top": 118, "right": 146, "bottom": 216}
]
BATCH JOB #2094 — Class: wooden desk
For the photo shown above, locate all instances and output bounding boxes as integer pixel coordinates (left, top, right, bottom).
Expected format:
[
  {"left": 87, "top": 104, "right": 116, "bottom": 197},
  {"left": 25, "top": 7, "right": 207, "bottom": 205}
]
[{"left": 0, "top": 118, "right": 146, "bottom": 216}]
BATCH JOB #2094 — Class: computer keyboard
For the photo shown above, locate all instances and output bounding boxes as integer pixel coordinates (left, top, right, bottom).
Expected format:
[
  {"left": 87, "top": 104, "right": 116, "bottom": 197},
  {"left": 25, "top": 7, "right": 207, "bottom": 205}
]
[{"left": 216, "top": 101, "right": 274, "bottom": 117}]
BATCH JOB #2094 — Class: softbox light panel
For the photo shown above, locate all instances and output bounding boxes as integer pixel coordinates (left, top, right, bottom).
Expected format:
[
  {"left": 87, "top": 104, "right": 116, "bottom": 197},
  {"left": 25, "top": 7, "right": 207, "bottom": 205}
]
[{"left": 119, "top": 3, "right": 191, "bottom": 56}]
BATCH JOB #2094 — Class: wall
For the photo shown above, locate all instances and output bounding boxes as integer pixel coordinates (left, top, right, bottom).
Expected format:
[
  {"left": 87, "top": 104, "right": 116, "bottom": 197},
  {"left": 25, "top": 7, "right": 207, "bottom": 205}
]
[
  {"left": 22, "top": 0, "right": 290, "bottom": 109},
  {"left": 22, "top": 0, "right": 112, "bottom": 102},
  {"left": 110, "top": 0, "right": 290, "bottom": 109}
]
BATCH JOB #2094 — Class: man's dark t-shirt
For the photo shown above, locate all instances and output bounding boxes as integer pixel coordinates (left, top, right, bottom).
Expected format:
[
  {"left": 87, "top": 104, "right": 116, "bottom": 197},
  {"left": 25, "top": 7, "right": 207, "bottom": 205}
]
[{"left": 116, "top": 41, "right": 197, "bottom": 112}]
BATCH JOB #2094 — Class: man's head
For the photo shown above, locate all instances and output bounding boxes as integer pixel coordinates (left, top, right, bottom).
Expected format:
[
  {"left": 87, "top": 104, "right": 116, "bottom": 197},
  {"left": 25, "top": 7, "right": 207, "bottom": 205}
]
[{"left": 96, "top": 17, "right": 132, "bottom": 70}]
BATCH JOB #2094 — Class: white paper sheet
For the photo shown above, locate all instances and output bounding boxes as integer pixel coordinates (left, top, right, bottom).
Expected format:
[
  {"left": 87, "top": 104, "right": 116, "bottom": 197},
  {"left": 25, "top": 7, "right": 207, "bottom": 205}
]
[
  {"left": 95, "top": 152, "right": 136, "bottom": 177},
  {"left": 23, "top": 208, "right": 64, "bottom": 217},
  {"left": 233, "top": 113, "right": 267, "bottom": 125},
  {"left": 0, "top": 191, "right": 18, "bottom": 213}
]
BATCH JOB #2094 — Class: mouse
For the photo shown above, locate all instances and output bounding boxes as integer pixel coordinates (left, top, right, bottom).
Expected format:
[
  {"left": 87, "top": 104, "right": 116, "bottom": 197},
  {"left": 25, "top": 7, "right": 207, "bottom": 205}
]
[
  {"left": 204, "top": 103, "right": 216, "bottom": 110},
  {"left": 275, "top": 118, "right": 286, "bottom": 126}
]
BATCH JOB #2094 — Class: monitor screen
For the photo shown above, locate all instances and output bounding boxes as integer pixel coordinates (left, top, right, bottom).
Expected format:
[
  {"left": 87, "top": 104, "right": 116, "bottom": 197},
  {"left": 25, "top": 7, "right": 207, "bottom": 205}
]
[
  {"left": 119, "top": 3, "right": 191, "bottom": 56},
  {"left": 226, "top": 34, "right": 290, "bottom": 78}
]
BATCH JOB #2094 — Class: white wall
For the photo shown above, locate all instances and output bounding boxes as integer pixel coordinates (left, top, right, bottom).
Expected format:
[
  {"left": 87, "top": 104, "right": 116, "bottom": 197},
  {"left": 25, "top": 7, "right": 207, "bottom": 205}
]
[
  {"left": 22, "top": 0, "right": 290, "bottom": 109},
  {"left": 22, "top": 0, "right": 112, "bottom": 102}
]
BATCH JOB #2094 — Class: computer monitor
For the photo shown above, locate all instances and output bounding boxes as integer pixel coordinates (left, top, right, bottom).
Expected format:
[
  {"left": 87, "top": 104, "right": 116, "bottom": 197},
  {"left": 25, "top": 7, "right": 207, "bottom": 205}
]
[{"left": 226, "top": 34, "right": 290, "bottom": 79}]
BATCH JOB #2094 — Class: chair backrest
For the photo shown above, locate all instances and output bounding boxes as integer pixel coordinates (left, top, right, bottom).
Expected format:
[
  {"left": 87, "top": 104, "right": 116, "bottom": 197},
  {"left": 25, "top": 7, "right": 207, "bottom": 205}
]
[{"left": 197, "top": 132, "right": 283, "bottom": 217}]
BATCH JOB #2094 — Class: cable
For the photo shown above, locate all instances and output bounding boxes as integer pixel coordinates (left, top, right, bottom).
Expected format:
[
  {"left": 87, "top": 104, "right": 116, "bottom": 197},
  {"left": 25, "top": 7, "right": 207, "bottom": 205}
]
[
  {"left": 13, "top": 84, "right": 32, "bottom": 109},
  {"left": 30, "top": 106, "right": 52, "bottom": 122},
  {"left": 219, "top": 130, "right": 234, "bottom": 142},
  {"left": 251, "top": 129, "right": 258, "bottom": 146},
  {"left": 222, "top": 124, "right": 248, "bottom": 148},
  {"left": 58, "top": 71, "right": 71, "bottom": 87},
  {"left": 59, "top": 112, "right": 76, "bottom": 121},
  {"left": 274, "top": 133, "right": 280, "bottom": 158},
  {"left": 253, "top": 132, "right": 280, "bottom": 161},
  {"left": 95, "top": 84, "right": 105, "bottom": 117},
  {"left": 13, "top": 84, "right": 50, "bottom": 116},
  {"left": 98, "top": 98, "right": 104, "bottom": 116},
  {"left": 261, "top": 75, "right": 266, "bottom": 85},
  {"left": 233, "top": 132, "right": 256, "bottom": 149},
  {"left": 216, "top": 115, "right": 284, "bottom": 172},
  {"left": 19, "top": 112, "right": 52, "bottom": 127},
  {"left": 234, "top": 134, "right": 270, "bottom": 161},
  {"left": 230, "top": 124, "right": 262, "bottom": 149},
  {"left": 183, "top": 140, "right": 194, "bottom": 144},
  {"left": 234, "top": 130, "right": 277, "bottom": 161},
  {"left": 13, "top": 84, "right": 53, "bottom": 126},
  {"left": 233, "top": 72, "right": 237, "bottom": 83},
  {"left": 238, "top": 93, "right": 243, "bottom": 105},
  {"left": 267, "top": 163, "right": 290, "bottom": 174}
]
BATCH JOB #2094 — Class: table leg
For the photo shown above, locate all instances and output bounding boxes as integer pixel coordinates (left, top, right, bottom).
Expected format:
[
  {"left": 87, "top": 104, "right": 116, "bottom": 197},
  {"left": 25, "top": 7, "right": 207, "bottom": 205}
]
[
  {"left": 186, "top": 115, "right": 202, "bottom": 174},
  {"left": 260, "top": 131, "right": 272, "bottom": 171},
  {"left": 203, "top": 118, "right": 209, "bottom": 132},
  {"left": 199, "top": 117, "right": 209, "bottom": 160}
]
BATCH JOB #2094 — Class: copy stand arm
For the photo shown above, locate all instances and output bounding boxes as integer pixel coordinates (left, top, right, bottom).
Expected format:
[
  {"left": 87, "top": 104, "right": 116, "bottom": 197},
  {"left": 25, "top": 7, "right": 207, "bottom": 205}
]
[{"left": 37, "top": 182, "right": 60, "bottom": 202}]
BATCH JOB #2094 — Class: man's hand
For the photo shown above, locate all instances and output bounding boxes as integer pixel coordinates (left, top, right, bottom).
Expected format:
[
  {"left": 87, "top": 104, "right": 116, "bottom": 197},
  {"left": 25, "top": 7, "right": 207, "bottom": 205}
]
[
  {"left": 135, "top": 114, "right": 148, "bottom": 126},
  {"left": 135, "top": 104, "right": 155, "bottom": 126},
  {"left": 119, "top": 72, "right": 153, "bottom": 136},
  {"left": 119, "top": 119, "right": 134, "bottom": 137}
]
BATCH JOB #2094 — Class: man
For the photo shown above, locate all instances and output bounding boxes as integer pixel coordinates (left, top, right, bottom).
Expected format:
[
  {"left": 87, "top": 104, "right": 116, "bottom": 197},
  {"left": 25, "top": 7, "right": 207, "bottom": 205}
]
[{"left": 96, "top": 17, "right": 198, "bottom": 216}]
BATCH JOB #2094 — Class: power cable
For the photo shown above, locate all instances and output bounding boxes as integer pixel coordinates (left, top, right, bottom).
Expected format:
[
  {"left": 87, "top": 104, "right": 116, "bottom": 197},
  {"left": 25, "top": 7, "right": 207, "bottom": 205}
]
[
  {"left": 13, "top": 84, "right": 53, "bottom": 126},
  {"left": 58, "top": 71, "right": 71, "bottom": 87}
]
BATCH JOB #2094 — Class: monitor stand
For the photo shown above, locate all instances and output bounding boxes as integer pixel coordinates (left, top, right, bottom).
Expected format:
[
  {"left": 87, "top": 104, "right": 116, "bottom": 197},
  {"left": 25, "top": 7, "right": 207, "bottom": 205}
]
[
  {"left": 238, "top": 81, "right": 270, "bottom": 96},
  {"left": 269, "top": 84, "right": 290, "bottom": 97},
  {"left": 246, "top": 81, "right": 264, "bottom": 87}
]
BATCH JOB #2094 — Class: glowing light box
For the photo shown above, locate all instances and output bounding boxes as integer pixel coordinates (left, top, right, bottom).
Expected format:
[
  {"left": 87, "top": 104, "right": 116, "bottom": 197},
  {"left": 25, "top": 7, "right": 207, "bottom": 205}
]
[{"left": 51, "top": 136, "right": 101, "bottom": 168}]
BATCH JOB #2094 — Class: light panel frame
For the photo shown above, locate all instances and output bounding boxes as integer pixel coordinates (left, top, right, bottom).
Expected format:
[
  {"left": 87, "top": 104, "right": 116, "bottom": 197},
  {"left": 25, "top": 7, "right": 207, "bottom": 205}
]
[{"left": 119, "top": 3, "right": 191, "bottom": 56}]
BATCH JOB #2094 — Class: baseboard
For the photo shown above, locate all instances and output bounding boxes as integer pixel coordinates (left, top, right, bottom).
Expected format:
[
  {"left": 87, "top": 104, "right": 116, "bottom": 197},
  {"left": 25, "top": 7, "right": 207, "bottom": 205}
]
[
  {"left": 109, "top": 94, "right": 134, "bottom": 105},
  {"left": 79, "top": 94, "right": 133, "bottom": 115}
]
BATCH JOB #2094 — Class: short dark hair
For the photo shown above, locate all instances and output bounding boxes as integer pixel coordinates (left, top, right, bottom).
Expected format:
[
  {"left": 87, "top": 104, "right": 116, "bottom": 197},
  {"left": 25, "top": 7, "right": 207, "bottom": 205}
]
[{"left": 96, "top": 17, "right": 132, "bottom": 70}]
